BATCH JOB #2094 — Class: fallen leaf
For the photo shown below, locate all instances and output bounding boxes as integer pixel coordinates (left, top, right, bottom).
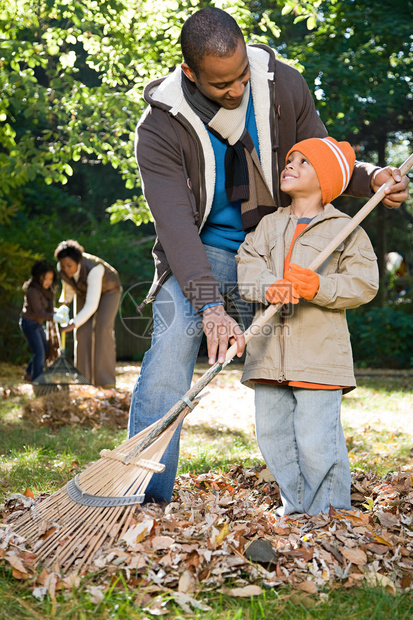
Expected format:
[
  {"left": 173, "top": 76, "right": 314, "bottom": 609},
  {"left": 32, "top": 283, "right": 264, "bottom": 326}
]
[
  {"left": 372, "top": 532, "right": 393, "bottom": 546},
  {"left": 258, "top": 468, "right": 275, "bottom": 483},
  {"left": 151, "top": 536, "right": 174, "bottom": 551},
  {"left": 178, "top": 570, "right": 196, "bottom": 594},
  {"left": 365, "top": 571, "right": 397, "bottom": 595},
  {"left": 341, "top": 547, "right": 368, "bottom": 566},
  {"left": 5, "top": 552, "right": 28, "bottom": 574},
  {"left": 225, "top": 585, "right": 263, "bottom": 597},
  {"left": 376, "top": 511, "right": 400, "bottom": 530},
  {"left": 121, "top": 519, "right": 154, "bottom": 546},
  {"left": 172, "top": 592, "right": 212, "bottom": 613},
  {"left": 329, "top": 507, "right": 370, "bottom": 526},
  {"left": 365, "top": 543, "right": 390, "bottom": 555},
  {"left": 296, "top": 580, "right": 318, "bottom": 594},
  {"left": 87, "top": 586, "right": 105, "bottom": 604},
  {"left": 362, "top": 497, "right": 375, "bottom": 510},
  {"left": 32, "top": 586, "right": 48, "bottom": 601}
]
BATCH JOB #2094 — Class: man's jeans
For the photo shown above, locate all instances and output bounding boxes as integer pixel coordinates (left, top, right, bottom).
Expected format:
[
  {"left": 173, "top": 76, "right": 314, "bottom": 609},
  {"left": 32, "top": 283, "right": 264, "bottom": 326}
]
[
  {"left": 127, "top": 245, "right": 254, "bottom": 503},
  {"left": 254, "top": 384, "right": 351, "bottom": 516},
  {"left": 19, "top": 317, "right": 48, "bottom": 380}
]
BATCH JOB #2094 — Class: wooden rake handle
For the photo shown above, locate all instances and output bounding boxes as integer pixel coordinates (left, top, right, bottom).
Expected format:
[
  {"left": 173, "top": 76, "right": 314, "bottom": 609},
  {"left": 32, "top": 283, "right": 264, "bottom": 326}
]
[{"left": 124, "top": 153, "right": 413, "bottom": 463}]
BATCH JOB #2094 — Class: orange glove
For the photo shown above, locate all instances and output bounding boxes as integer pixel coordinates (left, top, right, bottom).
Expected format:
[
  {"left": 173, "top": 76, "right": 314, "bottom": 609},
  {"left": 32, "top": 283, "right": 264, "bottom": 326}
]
[
  {"left": 285, "top": 263, "right": 319, "bottom": 300},
  {"left": 266, "top": 279, "right": 300, "bottom": 305}
]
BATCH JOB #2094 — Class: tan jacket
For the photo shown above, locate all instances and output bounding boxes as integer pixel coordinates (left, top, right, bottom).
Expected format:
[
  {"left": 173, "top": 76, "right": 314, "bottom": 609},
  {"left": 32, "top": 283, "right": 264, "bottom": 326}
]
[{"left": 236, "top": 205, "right": 379, "bottom": 389}]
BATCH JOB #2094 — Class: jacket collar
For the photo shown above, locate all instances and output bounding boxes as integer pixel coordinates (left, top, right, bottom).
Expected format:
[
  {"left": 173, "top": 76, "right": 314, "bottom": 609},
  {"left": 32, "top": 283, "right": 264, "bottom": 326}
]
[{"left": 277, "top": 203, "right": 352, "bottom": 224}]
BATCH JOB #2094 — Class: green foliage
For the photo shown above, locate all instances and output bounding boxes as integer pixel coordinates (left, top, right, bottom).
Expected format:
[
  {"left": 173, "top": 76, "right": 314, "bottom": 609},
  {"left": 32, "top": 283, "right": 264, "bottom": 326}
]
[
  {"left": 0, "top": 178, "right": 154, "bottom": 363},
  {"left": 280, "top": 0, "right": 413, "bottom": 153},
  {"left": 1, "top": 0, "right": 412, "bottom": 363},
  {"left": 107, "top": 195, "right": 154, "bottom": 226},
  {"left": 348, "top": 306, "right": 413, "bottom": 369}
]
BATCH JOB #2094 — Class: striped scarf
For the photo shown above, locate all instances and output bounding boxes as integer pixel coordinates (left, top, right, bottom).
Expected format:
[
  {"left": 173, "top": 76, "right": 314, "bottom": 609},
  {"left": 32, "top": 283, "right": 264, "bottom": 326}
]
[{"left": 182, "top": 74, "right": 276, "bottom": 231}]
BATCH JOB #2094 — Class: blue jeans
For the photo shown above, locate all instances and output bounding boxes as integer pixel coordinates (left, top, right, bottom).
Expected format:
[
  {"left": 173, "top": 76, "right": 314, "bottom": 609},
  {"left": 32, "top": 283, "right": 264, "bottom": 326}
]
[
  {"left": 19, "top": 317, "right": 48, "bottom": 380},
  {"left": 128, "top": 245, "right": 254, "bottom": 503},
  {"left": 254, "top": 384, "right": 351, "bottom": 516}
]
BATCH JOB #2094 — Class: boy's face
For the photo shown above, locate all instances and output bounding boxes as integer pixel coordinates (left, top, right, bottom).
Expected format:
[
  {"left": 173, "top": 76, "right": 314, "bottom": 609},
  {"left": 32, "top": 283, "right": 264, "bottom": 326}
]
[
  {"left": 181, "top": 40, "right": 250, "bottom": 110},
  {"left": 281, "top": 151, "right": 322, "bottom": 200}
]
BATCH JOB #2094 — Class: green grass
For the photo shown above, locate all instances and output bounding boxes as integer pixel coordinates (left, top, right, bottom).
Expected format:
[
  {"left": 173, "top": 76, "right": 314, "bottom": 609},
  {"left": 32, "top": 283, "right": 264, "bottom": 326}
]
[
  {"left": 1, "top": 365, "right": 413, "bottom": 619},
  {"left": 0, "top": 570, "right": 412, "bottom": 619},
  {"left": 179, "top": 422, "right": 262, "bottom": 474}
]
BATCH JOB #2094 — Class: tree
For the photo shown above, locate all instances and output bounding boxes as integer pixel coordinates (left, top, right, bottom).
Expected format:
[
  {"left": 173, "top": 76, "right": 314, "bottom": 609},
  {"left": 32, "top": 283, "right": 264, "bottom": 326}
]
[
  {"left": 0, "top": 0, "right": 280, "bottom": 361},
  {"left": 246, "top": 0, "right": 413, "bottom": 304}
]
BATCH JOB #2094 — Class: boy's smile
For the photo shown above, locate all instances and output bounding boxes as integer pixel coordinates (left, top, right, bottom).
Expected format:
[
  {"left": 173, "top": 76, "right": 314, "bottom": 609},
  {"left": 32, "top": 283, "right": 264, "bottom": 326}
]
[
  {"left": 281, "top": 150, "right": 323, "bottom": 216},
  {"left": 281, "top": 152, "right": 322, "bottom": 196}
]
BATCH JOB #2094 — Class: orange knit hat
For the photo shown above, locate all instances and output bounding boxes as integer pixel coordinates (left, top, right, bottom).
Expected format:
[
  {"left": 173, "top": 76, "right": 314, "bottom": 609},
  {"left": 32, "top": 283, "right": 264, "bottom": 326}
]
[{"left": 285, "top": 137, "right": 356, "bottom": 205}]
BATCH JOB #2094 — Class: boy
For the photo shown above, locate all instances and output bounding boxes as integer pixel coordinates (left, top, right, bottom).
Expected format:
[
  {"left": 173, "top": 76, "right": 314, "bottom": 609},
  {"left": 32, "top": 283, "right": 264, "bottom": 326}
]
[{"left": 236, "top": 137, "right": 379, "bottom": 516}]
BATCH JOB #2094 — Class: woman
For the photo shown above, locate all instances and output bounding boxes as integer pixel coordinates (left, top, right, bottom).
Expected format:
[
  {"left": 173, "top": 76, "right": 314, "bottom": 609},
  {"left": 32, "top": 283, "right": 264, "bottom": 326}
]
[
  {"left": 54, "top": 240, "right": 122, "bottom": 388},
  {"left": 20, "top": 260, "right": 58, "bottom": 381}
]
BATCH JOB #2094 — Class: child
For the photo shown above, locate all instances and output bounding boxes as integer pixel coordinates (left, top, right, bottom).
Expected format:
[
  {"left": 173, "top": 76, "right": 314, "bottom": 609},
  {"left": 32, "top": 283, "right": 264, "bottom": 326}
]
[
  {"left": 20, "top": 260, "right": 58, "bottom": 381},
  {"left": 236, "top": 137, "right": 379, "bottom": 516}
]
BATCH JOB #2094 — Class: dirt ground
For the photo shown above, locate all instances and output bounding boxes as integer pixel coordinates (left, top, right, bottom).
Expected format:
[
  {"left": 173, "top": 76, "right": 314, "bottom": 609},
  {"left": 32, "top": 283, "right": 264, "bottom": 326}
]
[
  {"left": 115, "top": 362, "right": 413, "bottom": 440},
  {"left": 1, "top": 361, "right": 412, "bottom": 440}
]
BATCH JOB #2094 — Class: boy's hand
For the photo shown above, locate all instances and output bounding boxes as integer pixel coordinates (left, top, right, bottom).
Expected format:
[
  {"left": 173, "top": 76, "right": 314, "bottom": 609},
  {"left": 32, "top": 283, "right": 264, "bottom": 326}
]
[
  {"left": 286, "top": 264, "right": 319, "bottom": 300},
  {"left": 266, "top": 279, "right": 300, "bottom": 305}
]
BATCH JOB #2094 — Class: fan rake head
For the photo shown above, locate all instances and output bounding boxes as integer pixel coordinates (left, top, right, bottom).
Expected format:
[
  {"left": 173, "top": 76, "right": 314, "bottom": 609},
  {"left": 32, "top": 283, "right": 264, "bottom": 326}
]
[{"left": 32, "top": 354, "right": 90, "bottom": 395}]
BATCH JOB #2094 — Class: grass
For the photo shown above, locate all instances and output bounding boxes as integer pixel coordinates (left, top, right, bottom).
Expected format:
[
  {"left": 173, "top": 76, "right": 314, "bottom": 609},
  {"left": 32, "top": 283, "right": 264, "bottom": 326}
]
[
  {"left": 1, "top": 363, "right": 413, "bottom": 619},
  {"left": 0, "top": 568, "right": 412, "bottom": 619}
]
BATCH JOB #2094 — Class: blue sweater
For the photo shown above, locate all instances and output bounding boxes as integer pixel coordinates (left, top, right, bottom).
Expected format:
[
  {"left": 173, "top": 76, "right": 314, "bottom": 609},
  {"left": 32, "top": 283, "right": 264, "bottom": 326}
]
[{"left": 200, "top": 92, "right": 260, "bottom": 253}]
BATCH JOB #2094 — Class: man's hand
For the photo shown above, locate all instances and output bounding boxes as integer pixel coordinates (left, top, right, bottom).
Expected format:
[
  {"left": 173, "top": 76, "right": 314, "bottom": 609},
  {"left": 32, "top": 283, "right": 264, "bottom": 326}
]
[
  {"left": 371, "top": 166, "right": 410, "bottom": 209},
  {"left": 202, "top": 305, "right": 245, "bottom": 365}
]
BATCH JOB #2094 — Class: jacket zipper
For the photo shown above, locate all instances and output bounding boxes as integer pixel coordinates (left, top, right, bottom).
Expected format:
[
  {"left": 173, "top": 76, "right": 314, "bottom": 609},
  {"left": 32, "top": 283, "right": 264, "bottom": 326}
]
[{"left": 277, "top": 216, "right": 326, "bottom": 379}]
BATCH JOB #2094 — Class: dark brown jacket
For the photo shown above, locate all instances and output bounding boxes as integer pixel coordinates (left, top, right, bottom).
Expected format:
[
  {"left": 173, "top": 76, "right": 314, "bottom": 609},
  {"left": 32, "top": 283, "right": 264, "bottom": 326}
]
[
  {"left": 136, "top": 44, "right": 377, "bottom": 313},
  {"left": 21, "top": 282, "right": 54, "bottom": 324}
]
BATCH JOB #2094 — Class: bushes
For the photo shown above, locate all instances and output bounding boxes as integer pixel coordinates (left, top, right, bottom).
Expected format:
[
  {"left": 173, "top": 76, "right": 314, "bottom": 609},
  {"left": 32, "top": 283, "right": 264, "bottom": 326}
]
[{"left": 348, "top": 305, "right": 413, "bottom": 369}]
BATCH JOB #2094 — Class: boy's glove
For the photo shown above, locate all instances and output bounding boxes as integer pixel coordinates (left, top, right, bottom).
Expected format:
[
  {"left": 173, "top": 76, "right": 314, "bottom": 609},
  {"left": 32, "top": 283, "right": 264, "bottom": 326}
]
[
  {"left": 53, "top": 305, "right": 70, "bottom": 325},
  {"left": 266, "top": 279, "right": 300, "bottom": 305},
  {"left": 285, "top": 263, "right": 319, "bottom": 300}
]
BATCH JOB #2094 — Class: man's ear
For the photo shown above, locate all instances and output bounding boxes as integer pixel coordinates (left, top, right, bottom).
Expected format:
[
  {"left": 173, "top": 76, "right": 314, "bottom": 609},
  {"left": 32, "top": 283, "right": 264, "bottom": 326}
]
[{"left": 181, "top": 62, "right": 196, "bottom": 82}]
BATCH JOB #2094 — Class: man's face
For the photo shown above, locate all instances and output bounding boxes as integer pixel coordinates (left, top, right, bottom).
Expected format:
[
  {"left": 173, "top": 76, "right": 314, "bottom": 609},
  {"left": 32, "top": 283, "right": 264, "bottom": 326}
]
[{"left": 182, "top": 40, "right": 250, "bottom": 110}]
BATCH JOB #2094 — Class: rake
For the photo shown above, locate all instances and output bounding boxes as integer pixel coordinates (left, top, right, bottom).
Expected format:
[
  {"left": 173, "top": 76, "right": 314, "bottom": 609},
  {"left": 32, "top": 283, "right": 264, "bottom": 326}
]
[
  {"left": 32, "top": 328, "right": 90, "bottom": 396},
  {"left": 8, "top": 154, "right": 413, "bottom": 573}
]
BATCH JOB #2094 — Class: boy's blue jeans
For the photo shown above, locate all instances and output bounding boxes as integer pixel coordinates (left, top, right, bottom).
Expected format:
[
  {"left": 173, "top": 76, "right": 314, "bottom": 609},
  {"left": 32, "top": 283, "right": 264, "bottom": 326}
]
[
  {"left": 254, "top": 384, "right": 351, "bottom": 516},
  {"left": 19, "top": 317, "right": 48, "bottom": 380},
  {"left": 127, "top": 245, "right": 254, "bottom": 503}
]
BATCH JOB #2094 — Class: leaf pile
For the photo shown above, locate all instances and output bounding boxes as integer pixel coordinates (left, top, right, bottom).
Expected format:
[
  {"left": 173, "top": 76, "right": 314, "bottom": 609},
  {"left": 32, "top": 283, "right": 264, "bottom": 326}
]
[
  {"left": 21, "top": 387, "right": 131, "bottom": 429},
  {"left": 1, "top": 466, "right": 413, "bottom": 611}
]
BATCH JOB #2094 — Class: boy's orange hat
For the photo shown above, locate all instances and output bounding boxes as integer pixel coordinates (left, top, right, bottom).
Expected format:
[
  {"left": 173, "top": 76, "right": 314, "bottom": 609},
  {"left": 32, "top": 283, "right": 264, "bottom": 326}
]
[{"left": 286, "top": 137, "right": 356, "bottom": 205}]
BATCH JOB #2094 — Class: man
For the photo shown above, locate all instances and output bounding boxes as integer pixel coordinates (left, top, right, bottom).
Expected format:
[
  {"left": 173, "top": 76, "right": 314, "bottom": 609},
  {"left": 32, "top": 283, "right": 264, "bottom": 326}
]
[{"left": 128, "top": 7, "right": 409, "bottom": 504}]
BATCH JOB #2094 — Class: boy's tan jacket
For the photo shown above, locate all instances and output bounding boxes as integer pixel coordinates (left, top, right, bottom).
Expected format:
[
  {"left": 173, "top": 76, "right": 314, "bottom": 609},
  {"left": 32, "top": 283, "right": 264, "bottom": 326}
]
[{"left": 236, "top": 204, "right": 379, "bottom": 390}]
